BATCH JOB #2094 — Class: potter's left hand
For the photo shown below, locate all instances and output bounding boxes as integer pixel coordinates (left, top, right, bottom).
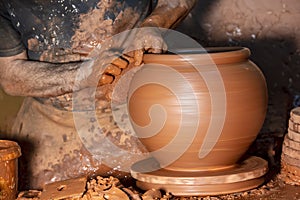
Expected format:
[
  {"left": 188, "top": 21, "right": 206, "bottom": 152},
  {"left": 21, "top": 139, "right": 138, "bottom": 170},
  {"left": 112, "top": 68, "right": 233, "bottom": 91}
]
[
  {"left": 78, "top": 27, "right": 167, "bottom": 67},
  {"left": 129, "top": 0, "right": 198, "bottom": 65},
  {"left": 130, "top": 27, "right": 168, "bottom": 66}
]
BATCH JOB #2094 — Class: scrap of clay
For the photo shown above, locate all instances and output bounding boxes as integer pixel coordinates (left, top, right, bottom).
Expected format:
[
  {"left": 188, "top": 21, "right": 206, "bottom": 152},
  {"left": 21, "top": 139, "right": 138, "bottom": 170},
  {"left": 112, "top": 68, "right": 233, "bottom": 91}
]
[
  {"left": 81, "top": 176, "right": 130, "bottom": 200},
  {"left": 142, "top": 189, "right": 162, "bottom": 200},
  {"left": 40, "top": 177, "right": 86, "bottom": 200},
  {"left": 282, "top": 161, "right": 300, "bottom": 177},
  {"left": 17, "top": 190, "right": 41, "bottom": 200},
  {"left": 101, "top": 187, "right": 130, "bottom": 200}
]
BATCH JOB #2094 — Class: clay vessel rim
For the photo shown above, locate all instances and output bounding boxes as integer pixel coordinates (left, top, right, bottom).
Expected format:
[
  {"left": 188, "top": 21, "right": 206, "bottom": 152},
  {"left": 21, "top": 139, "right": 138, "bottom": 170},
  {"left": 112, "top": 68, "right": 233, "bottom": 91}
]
[
  {"left": 143, "top": 47, "right": 250, "bottom": 65},
  {"left": 167, "top": 47, "right": 244, "bottom": 54},
  {"left": 0, "top": 140, "right": 22, "bottom": 161}
]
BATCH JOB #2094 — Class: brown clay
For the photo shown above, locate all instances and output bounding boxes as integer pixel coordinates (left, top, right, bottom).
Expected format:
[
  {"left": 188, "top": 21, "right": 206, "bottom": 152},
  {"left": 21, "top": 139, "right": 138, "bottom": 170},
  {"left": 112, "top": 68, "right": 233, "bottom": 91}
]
[
  {"left": 281, "top": 153, "right": 300, "bottom": 167},
  {"left": 281, "top": 161, "right": 300, "bottom": 177},
  {"left": 288, "top": 128, "right": 300, "bottom": 142},
  {"left": 290, "top": 107, "right": 300, "bottom": 124},
  {"left": 288, "top": 119, "right": 300, "bottom": 133},
  {"left": 280, "top": 107, "right": 300, "bottom": 185},
  {"left": 280, "top": 162, "right": 300, "bottom": 186},
  {"left": 128, "top": 47, "right": 268, "bottom": 171},
  {"left": 282, "top": 143, "right": 300, "bottom": 160},
  {"left": 0, "top": 140, "right": 21, "bottom": 200},
  {"left": 283, "top": 135, "right": 300, "bottom": 151}
]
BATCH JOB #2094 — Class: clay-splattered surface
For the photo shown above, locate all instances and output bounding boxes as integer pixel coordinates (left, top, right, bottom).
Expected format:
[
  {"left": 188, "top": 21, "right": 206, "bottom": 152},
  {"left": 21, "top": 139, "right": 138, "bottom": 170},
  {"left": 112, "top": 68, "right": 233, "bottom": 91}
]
[{"left": 16, "top": 176, "right": 300, "bottom": 200}]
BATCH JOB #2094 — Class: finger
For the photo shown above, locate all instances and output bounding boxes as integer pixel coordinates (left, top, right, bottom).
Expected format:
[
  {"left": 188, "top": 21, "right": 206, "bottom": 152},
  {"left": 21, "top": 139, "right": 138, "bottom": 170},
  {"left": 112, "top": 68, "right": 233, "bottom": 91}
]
[
  {"left": 123, "top": 51, "right": 134, "bottom": 58},
  {"left": 106, "top": 90, "right": 112, "bottom": 100},
  {"left": 79, "top": 55, "right": 91, "bottom": 61},
  {"left": 104, "top": 64, "right": 121, "bottom": 76},
  {"left": 111, "top": 57, "right": 129, "bottom": 69},
  {"left": 134, "top": 49, "right": 144, "bottom": 66},
  {"left": 122, "top": 53, "right": 135, "bottom": 64},
  {"left": 99, "top": 74, "right": 114, "bottom": 85},
  {"left": 148, "top": 40, "right": 168, "bottom": 53},
  {"left": 162, "top": 41, "right": 168, "bottom": 52},
  {"left": 148, "top": 48, "right": 163, "bottom": 54},
  {"left": 72, "top": 46, "right": 94, "bottom": 55}
]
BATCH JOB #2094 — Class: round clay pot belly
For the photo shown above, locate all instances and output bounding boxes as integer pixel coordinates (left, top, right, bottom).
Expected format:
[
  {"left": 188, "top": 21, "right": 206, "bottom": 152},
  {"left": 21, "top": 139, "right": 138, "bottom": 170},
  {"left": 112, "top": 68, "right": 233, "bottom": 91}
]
[{"left": 128, "top": 47, "right": 268, "bottom": 171}]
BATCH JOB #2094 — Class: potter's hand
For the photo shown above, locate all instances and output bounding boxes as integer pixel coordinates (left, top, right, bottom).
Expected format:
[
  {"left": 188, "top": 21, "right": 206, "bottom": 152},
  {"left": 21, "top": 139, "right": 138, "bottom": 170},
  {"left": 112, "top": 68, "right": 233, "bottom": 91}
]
[
  {"left": 98, "top": 53, "right": 134, "bottom": 86},
  {"left": 128, "top": 0, "right": 197, "bottom": 65},
  {"left": 93, "top": 28, "right": 167, "bottom": 100},
  {"left": 95, "top": 52, "right": 136, "bottom": 100},
  {"left": 76, "top": 27, "right": 167, "bottom": 67},
  {"left": 82, "top": 48, "right": 134, "bottom": 85},
  {"left": 130, "top": 27, "right": 168, "bottom": 66}
]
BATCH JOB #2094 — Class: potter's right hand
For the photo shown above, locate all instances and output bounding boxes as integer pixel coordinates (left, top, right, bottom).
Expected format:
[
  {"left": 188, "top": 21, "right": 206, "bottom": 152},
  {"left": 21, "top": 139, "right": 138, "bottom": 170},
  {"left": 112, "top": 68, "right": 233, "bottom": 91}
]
[
  {"left": 77, "top": 52, "right": 136, "bottom": 100},
  {"left": 97, "top": 53, "right": 134, "bottom": 86}
]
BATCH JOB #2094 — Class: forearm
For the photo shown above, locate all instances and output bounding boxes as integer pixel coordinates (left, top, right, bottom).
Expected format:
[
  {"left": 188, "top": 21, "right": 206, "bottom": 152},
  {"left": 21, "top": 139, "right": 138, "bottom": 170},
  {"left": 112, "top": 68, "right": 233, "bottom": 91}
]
[
  {"left": 142, "top": 0, "right": 197, "bottom": 28},
  {"left": 0, "top": 51, "right": 89, "bottom": 97}
]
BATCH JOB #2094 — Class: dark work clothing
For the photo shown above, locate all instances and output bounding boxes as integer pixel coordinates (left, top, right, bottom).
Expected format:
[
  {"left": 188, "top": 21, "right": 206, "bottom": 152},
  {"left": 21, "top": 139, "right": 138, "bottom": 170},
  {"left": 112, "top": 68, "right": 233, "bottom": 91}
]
[
  {"left": 0, "top": 0, "right": 25, "bottom": 56},
  {"left": 0, "top": 0, "right": 152, "bottom": 62}
]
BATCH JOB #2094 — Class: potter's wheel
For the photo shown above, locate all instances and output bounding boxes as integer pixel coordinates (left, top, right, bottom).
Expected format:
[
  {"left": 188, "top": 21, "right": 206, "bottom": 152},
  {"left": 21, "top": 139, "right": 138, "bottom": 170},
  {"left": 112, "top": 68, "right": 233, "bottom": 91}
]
[{"left": 130, "top": 156, "right": 268, "bottom": 196}]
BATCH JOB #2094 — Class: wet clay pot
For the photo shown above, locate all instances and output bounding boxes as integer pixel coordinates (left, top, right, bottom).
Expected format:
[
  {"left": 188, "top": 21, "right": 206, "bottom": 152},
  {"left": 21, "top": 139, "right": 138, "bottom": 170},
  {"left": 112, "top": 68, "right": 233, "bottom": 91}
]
[
  {"left": 0, "top": 140, "right": 21, "bottom": 200},
  {"left": 128, "top": 47, "right": 268, "bottom": 171}
]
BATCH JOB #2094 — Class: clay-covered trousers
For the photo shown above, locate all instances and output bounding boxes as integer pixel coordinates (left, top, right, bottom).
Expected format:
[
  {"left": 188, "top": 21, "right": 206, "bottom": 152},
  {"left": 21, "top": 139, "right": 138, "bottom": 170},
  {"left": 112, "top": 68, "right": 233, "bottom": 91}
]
[{"left": 9, "top": 96, "right": 147, "bottom": 190}]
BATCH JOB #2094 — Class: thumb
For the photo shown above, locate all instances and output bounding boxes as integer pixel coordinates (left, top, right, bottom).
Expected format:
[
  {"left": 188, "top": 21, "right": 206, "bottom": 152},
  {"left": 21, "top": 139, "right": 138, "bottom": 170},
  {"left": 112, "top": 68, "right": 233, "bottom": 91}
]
[{"left": 134, "top": 49, "right": 144, "bottom": 66}]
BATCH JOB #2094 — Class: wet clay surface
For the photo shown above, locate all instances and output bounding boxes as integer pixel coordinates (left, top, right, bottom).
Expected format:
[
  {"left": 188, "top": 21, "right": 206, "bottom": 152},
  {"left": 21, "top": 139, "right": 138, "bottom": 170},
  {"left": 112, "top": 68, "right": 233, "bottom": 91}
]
[
  {"left": 176, "top": 0, "right": 300, "bottom": 144},
  {"left": 129, "top": 48, "right": 267, "bottom": 173}
]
